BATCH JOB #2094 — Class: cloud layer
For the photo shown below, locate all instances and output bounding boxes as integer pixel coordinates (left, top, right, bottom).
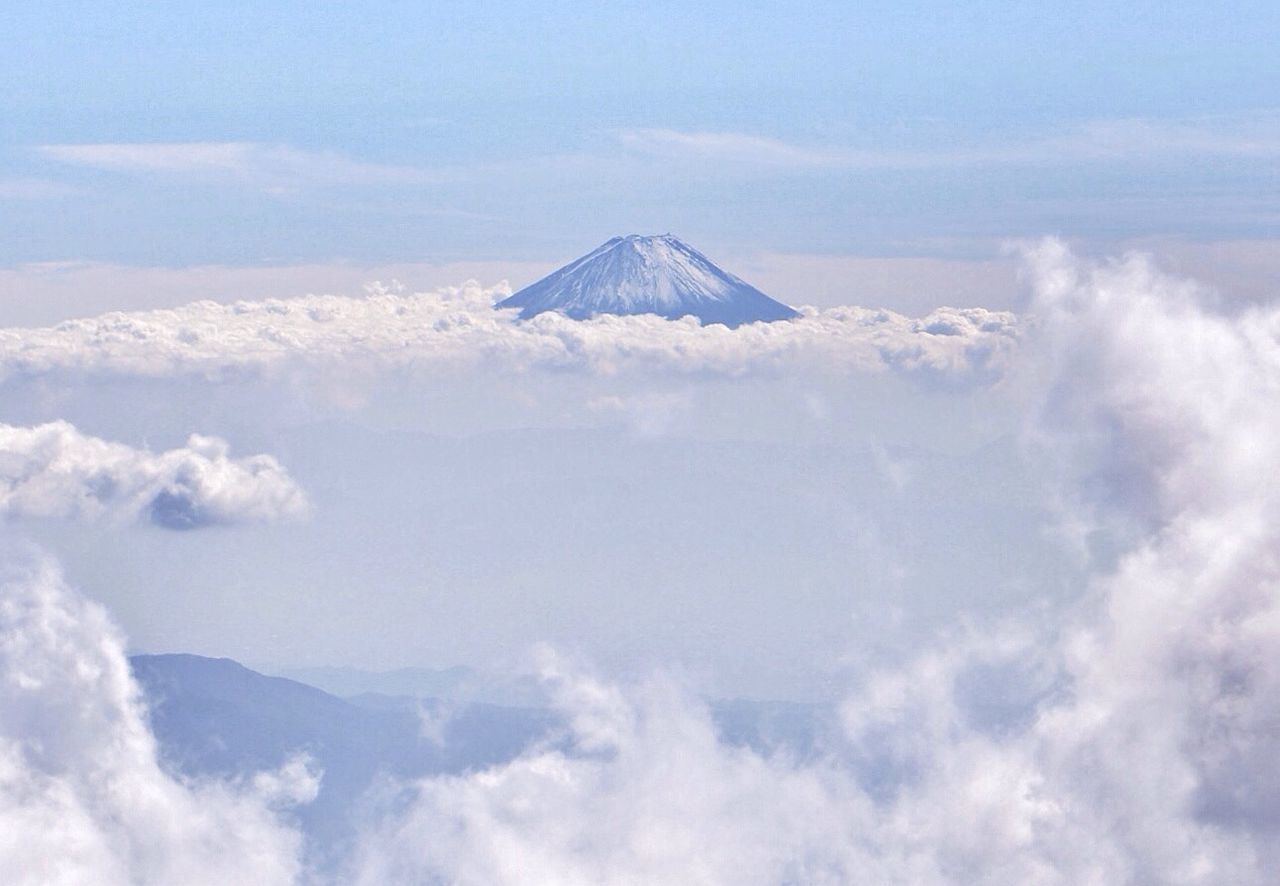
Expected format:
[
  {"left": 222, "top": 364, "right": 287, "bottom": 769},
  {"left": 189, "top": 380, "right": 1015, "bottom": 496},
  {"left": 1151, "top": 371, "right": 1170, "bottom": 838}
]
[
  {"left": 0, "top": 422, "right": 308, "bottom": 529},
  {"left": 350, "top": 654, "right": 875, "bottom": 885},
  {"left": 0, "top": 553, "right": 314, "bottom": 885},
  {"left": 6, "top": 241, "right": 1279, "bottom": 882},
  {"left": 0, "top": 285, "right": 1021, "bottom": 385},
  {"left": 342, "top": 243, "right": 1280, "bottom": 883}
]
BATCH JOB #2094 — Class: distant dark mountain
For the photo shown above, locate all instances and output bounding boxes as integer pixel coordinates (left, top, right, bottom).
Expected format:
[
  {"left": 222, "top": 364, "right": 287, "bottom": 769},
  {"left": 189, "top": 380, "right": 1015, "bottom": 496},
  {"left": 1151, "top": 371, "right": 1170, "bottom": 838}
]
[
  {"left": 131, "top": 654, "right": 555, "bottom": 870},
  {"left": 496, "top": 234, "right": 801, "bottom": 327},
  {"left": 280, "top": 662, "right": 549, "bottom": 708},
  {"left": 132, "top": 654, "right": 834, "bottom": 871}
]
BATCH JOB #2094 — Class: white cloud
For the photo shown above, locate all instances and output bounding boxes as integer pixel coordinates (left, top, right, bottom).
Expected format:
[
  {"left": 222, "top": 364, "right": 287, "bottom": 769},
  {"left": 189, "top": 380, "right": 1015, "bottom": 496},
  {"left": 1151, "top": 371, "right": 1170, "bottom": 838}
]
[
  {"left": 36, "top": 115, "right": 1280, "bottom": 199},
  {"left": 0, "top": 177, "right": 79, "bottom": 200},
  {"left": 618, "top": 129, "right": 854, "bottom": 168},
  {"left": 348, "top": 652, "right": 880, "bottom": 886},
  {"left": 40, "top": 142, "right": 439, "bottom": 189},
  {"left": 0, "top": 552, "right": 313, "bottom": 885},
  {"left": 337, "top": 241, "right": 1280, "bottom": 883},
  {"left": 0, "top": 421, "right": 308, "bottom": 529},
  {"left": 6, "top": 240, "right": 1276, "bottom": 882},
  {"left": 618, "top": 114, "right": 1280, "bottom": 171},
  {"left": 43, "top": 142, "right": 252, "bottom": 174},
  {"left": 0, "top": 286, "right": 1021, "bottom": 386},
  {"left": 1062, "top": 115, "right": 1280, "bottom": 161}
]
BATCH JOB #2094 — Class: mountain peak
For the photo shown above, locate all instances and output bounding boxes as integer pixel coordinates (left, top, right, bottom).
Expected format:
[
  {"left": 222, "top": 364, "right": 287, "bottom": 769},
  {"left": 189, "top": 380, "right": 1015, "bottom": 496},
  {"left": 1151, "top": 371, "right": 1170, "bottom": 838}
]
[{"left": 497, "top": 235, "right": 800, "bottom": 327}]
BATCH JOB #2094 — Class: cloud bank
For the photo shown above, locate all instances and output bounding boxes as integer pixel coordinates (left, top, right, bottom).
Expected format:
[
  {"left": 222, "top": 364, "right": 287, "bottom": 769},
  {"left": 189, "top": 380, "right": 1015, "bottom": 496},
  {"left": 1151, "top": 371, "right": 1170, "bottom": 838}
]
[
  {"left": 0, "top": 554, "right": 314, "bottom": 885},
  {"left": 0, "top": 422, "right": 308, "bottom": 529},
  {"left": 0, "top": 285, "right": 1021, "bottom": 385},
  {"left": 341, "top": 242, "right": 1280, "bottom": 883},
  {"left": 7, "top": 241, "right": 1278, "bottom": 883},
  {"left": 350, "top": 654, "right": 875, "bottom": 885}
]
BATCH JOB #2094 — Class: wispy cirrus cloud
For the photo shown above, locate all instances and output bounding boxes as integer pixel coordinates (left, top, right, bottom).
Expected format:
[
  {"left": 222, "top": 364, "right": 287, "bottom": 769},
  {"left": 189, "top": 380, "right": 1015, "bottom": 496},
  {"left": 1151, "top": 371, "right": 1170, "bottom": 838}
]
[
  {"left": 0, "top": 177, "right": 81, "bottom": 200},
  {"left": 618, "top": 113, "right": 1280, "bottom": 171},
  {"left": 39, "top": 142, "right": 440, "bottom": 189},
  {"left": 617, "top": 129, "right": 854, "bottom": 168},
  {"left": 1060, "top": 114, "right": 1280, "bottom": 161},
  {"left": 44, "top": 113, "right": 1280, "bottom": 191}
]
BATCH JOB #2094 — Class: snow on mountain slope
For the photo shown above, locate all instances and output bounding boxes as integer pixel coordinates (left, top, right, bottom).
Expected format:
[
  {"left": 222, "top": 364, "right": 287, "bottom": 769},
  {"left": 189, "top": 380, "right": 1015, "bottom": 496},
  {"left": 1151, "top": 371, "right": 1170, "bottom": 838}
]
[{"left": 497, "top": 234, "right": 800, "bottom": 327}]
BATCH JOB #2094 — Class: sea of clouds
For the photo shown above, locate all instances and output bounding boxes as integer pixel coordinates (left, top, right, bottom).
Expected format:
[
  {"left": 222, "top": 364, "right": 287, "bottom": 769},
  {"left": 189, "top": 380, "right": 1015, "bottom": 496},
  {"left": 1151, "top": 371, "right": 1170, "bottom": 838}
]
[
  {"left": 1, "top": 241, "right": 1278, "bottom": 883},
  {"left": 0, "top": 284, "right": 1019, "bottom": 384}
]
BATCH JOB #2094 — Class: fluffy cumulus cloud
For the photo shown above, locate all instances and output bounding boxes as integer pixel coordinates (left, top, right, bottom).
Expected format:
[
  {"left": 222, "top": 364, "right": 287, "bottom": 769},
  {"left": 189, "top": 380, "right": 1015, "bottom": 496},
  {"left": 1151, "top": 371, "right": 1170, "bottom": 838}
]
[
  {"left": 6, "top": 241, "right": 1279, "bottom": 883},
  {"left": 0, "top": 284, "right": 1020, "bottom": 385},
  {"left": 0, "top": 422, "right": 308, "bottom": 529},
  {"left": 0, "top": 553, "right": 314, "bottom": 885},
  {"left": 1009, "top": 240, "right": 1280, "bottom": 872},
  {"left": 349, "top": 654, "right": 876, "bottom": 885},
  {"left": 336, "top": 242, "right": 1280, "bottom": 883}
]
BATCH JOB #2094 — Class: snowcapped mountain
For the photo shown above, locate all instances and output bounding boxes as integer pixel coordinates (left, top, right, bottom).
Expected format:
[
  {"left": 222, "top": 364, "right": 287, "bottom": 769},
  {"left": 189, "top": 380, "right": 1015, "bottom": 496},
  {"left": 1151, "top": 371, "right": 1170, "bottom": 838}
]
[{"left": 497, "top": 234, "right": 800, "bottom": 327}]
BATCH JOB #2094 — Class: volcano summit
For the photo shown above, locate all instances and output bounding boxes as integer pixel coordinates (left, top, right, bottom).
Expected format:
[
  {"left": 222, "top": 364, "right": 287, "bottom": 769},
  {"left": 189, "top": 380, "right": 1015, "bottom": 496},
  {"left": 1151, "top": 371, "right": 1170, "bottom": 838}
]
[{"left": 497, "top": 234, "right": 800, "bottom": 327}]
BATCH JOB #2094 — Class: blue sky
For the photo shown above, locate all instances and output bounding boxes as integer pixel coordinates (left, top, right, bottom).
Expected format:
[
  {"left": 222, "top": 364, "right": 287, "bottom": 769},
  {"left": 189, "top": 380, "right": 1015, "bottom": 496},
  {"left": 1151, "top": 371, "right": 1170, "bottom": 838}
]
[{"left": 2, "top": 0, "right": 1278, "bottom": 275}]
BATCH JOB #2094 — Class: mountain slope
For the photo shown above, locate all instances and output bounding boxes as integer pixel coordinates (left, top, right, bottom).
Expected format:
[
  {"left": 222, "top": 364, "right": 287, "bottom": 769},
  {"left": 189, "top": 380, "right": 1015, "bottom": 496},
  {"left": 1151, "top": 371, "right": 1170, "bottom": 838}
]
[
  {"left": 497, "top": 234, "right": 800, "bottom": 327},
  {"left": 131, "top": 654, "right": 554, "bottom": 869},
  {"left": 131, "top": 653, "right": 833, "bottom": 871}
]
